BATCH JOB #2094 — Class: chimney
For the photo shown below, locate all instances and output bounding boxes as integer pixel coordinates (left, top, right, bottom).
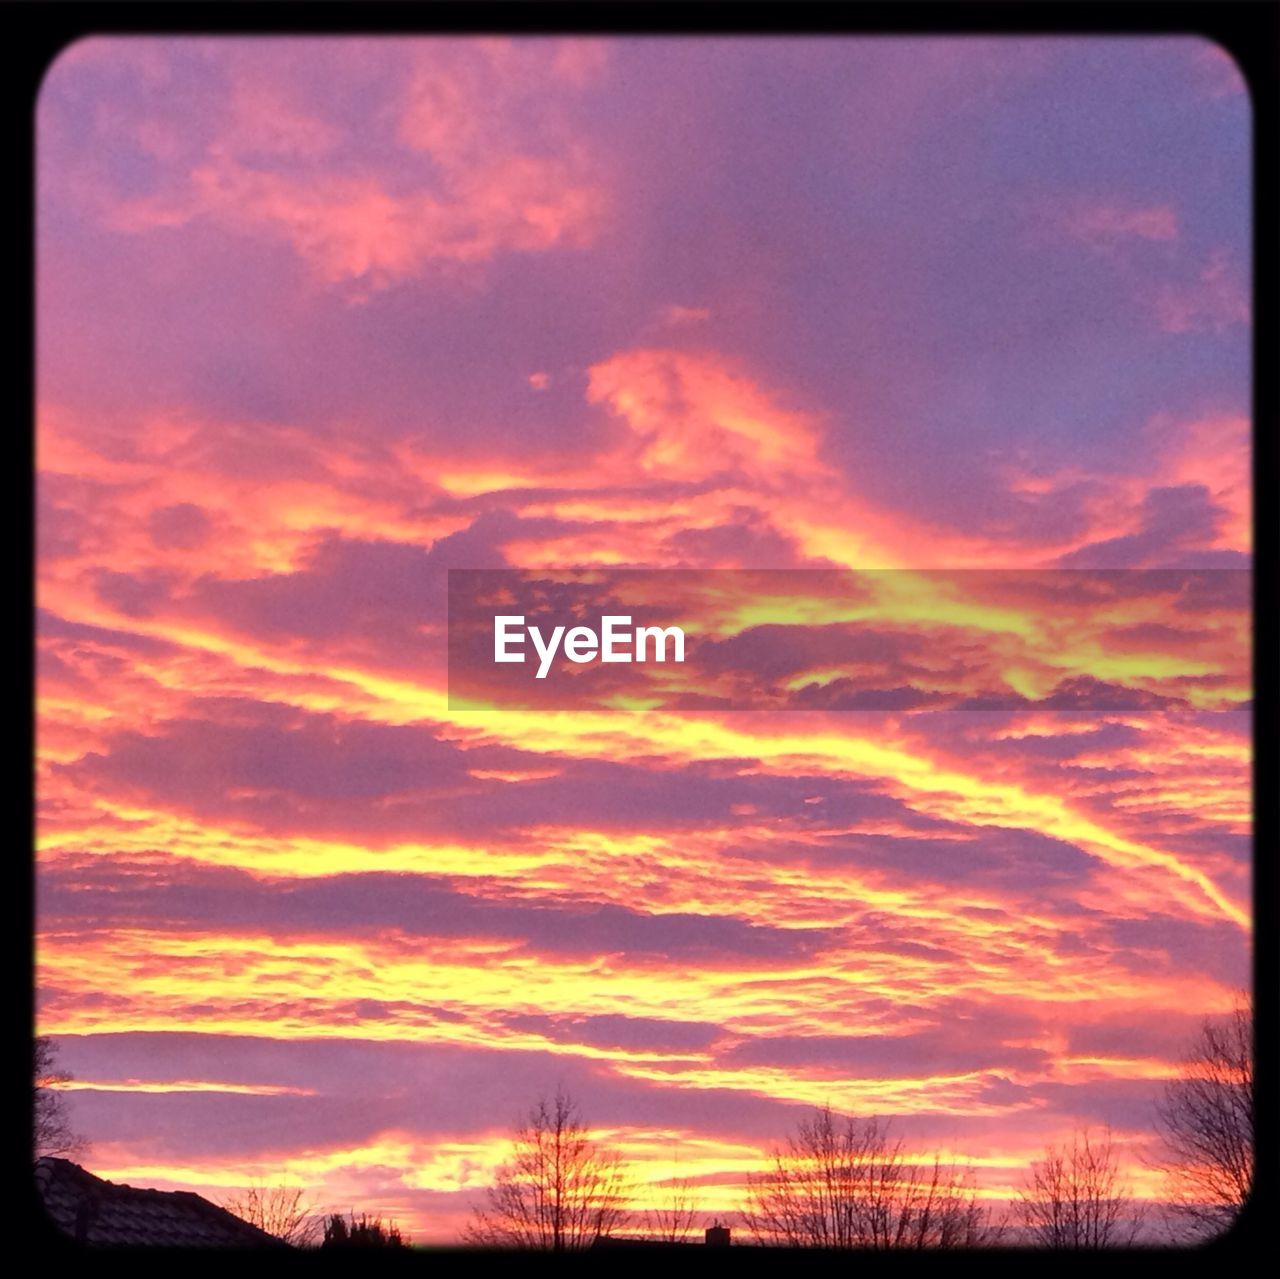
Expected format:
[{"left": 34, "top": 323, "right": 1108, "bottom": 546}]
[{"left": 705, "top": 1223, "right": 731, "bottom": 1247}]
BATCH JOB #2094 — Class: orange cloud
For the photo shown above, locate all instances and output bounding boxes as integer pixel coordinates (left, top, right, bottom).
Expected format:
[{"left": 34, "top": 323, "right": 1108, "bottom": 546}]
[{"left": 587, "top": 348, "right": 828, "bottom": 485}]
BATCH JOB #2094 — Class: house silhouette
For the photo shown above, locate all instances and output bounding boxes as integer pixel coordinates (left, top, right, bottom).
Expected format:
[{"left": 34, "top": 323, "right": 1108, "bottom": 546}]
[
  {"left": 35, "top": 1158, "right": 289, "bottom": 1248},
  {"left": 592, "top": 1224, "right": 732, "bottom": 1251}
]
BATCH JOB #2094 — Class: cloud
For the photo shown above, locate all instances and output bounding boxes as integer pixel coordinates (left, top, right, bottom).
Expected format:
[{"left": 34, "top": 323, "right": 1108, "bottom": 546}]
[
  {"left": 587, "top": 348, "right": 828, "bottom": 485},
  {"left": 39, "top": 855, "right": 834, "bottom": 963},
  {"left": 75, "top": 39, "right": 609, "bottom": 294},
  {"left": 35, "top": 35, "right": 1251, "bottom": 1242},
  {"left": 1153, "top": 248, "right": 1250, "bottom": 334},
  {"left": 148, "top": 502, "right": 213, "bottom": 550},
  {"left": 1002, "top": 411, "right": 1250, "bottom": 565},
  {"left": 114, "top": 156, "right": 602, "bottom": 294},
  {"left": 722, "top": 1029, "right": 1050, "bottom": 1080},
  {"left": 1060, "top": 200, "right": 1179, "bottom": 247},
  {"left": 658, "top": 304, "right": 711, "bottom": 327},
  {"left": 1054, "top": 484, "right": 1237, "bottom": 568}
]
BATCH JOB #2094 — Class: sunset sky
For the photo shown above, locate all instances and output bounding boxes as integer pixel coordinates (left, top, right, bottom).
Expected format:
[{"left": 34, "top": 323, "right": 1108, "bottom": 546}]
[{"left": 35, "top": 36, "right": 1251, "bottom": 1242}]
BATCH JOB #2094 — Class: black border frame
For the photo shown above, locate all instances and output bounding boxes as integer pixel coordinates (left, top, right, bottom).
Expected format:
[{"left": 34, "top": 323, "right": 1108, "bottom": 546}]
[{"left": 11, "top": 2, "right": 1275, "bottom": 1266}]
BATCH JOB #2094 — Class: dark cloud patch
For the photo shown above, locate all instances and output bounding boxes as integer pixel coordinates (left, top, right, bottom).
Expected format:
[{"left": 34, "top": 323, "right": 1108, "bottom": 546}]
[
  {"left": 999, "top": 478, "right": 1114, "bottom": 545},
  {"left": 69, "top": 1089, "right": 399, "bottom": 1162},
  {"left": 1097, "top": 915, "right": 1248, "bottom": 986},
  {"left": 982, "top": 721, "right": 1144, "bottom": 761},
  {"left": 722, "top": 1031, "right": 1049, "bottom": 1078},
  {"left": 1104, "top": 621, "right": 1214, "bottom": 650},
  {"left": 186, "top": 515, "right": 595, "bottom": 655},
  {"left": 973, "top": 1075, "right": 1035, "bottom": 1108},
  {"left": 58, "top": 700, "right": 944, "bottom": 843},
  {"left": 60, "top": 715, "right": 491, "bottom": 805},
  {"left": 39, "top": 637, "right": 171, "bottom": 694},
  {"left": 1156, "top": 826, "right": 1251, "bottom": 870},
  {"left": 424, "top": 509, "right": 573, "bottom": 568},
  {"left": 1065, "top": 1009, "right": 1228, "bottom": 1062},
  {"left": 36, "top": 608, "right": 182, "bottom": 658},
  {"left": 92, "top": 568, "right": 182, "bottom": 619},
  {"left": 1039, "top": 675, "right": 1183, "bottom": 712},
  {"left": 181, "top": 420, "right": 343, "bottom": 484},
  {"left": 790, "top": 683, "right": 949, "bottom": 712},
  {"left": 37, "top": 644, "right": 88, "bottom": 689},
  {"left": 804, "top": 826, "right": 1097, "bottom": 894},
  {"left": 499, "top": 1013, "right": 724, "bottom": 1054},
  {"left": 931, "top": 678, "right": 1187, "bottom": 714},
  {"left": 348, "top": 999, "right": 468, "bottom": 1024},
  {"left": 37, "top": 479, "right": 95, "bottom": 561},
  {"left": 189, "top": 536, "right": 445, "bottom": 646},
  {"left": 1168, "top": 569, "right": 1251, "bottom": 615},
  {"left": 51, "top": 1031, "right": 818, "bottom": 1153},
  {"left": 38, "top": 857, "right": 836, "bottom": 963},
  {"left": 950, "top": 691, "right": 1033, "bottom": 711},
  {"left": 697, "top": 624, "right": 926, "bottom": 682},
  {"left": 665, "top": 514, "right": 816, "bottom": 569},
  {"left": 1025, "top": 1078, "right": 1166, "bottom": 1131},
  {"left": 149, "top": 502, "right": 213, "bottom": 550},
  {"left": 1055, "top": 485, "right": 1233, "bottom": 569}
]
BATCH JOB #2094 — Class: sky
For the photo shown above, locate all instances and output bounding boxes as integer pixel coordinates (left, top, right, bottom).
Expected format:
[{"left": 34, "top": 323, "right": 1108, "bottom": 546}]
[{"left": 35, "top": 35, "right": 1251, "bottom": 1243}]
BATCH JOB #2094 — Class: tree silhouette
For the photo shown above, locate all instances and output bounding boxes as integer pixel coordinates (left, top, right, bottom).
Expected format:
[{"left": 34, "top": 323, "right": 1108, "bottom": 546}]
[
  {"left": 744, "top": 1106, "right": 997, "bottom": 1249},
  {"left": 222, "top": 1182, "right": 320, "bottom": 1246},
  {"left": 645, "top": 1168, "right": 700, "bottom": 1242},
  {"left": 34, "top": 1036, "right": 87, "bottom": 1160},
  {"left": 466, "top": 1088, "right": 630, "bottom": 1250},
  {"left": 322, "top": 1211, "right": 408, "bottom": 1248},
  {"left": 1017, "top": 1128, "right": 1143, "bottom": 1248},
  {"left": 1152, "top": 992, "right": 1252, "bottom": 1240}
]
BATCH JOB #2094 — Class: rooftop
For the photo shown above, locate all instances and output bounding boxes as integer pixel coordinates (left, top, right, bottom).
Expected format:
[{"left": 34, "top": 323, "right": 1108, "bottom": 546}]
[{"left": 35, "top": 1158, "right": 289, "bottom": 1248}]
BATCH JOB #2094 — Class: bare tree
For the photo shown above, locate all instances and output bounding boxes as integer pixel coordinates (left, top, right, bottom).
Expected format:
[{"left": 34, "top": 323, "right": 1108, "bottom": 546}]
[
  {"left": 34, "top": 1036, "right": 87, "bottom": 1160},
  {"left": 646, "top": 1170, "right": 699, "bottom": 1242},
  {"left": 1018, "top": 1128, "right": 1143, "bottom": 1248},
  {"left": 222, "top": 1182, "right": 321, "bottom": 1246},
  {"left": 862, "top": 1153, "right": 998, "bottom": 1249},
  {"left": 1152, "top": 993, "right": 1252, "bottom": 1240},
  {"left": 466, "top": 1088, "right": 631, "bottom": 1251},
  {"left": 744, "top": 1106, "right": 998, "bottom": 1249}
]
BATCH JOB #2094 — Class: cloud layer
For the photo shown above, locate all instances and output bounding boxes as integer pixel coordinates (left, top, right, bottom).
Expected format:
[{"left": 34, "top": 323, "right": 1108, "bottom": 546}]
[{"left": 36, "top": 36, "right": 1250, "bottom": 1242}]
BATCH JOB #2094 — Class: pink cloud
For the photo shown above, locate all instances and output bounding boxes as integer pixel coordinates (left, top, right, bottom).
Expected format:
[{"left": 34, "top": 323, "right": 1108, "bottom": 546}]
[
  {"left": 659, "top": 304, "right": 712, "bottom": 328},
  {"left": 586, "top": 348, "right": 828, "bottom": 485},
  {"left": 1060, "top": 200, "right": 1179, "bottom": 247},
  {"left": 222, "top": 76, "right": 344, "bottom": 160},
  {"left": 998, "top": 409, "right": 1251, "bottom": 562},
  {"left": 1153, "top": 248, "right": 1250, "bottom": 334},
  {"left": 92, "top": 39, "right": 609, "bottom": 294}
]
